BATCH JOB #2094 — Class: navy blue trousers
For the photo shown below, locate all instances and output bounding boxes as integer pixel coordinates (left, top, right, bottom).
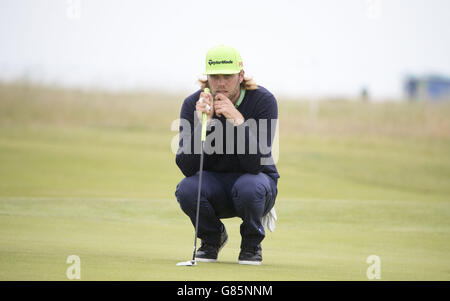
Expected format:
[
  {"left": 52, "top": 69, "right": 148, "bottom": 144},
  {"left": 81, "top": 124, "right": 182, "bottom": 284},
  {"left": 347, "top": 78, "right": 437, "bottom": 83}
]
[{"left": 175, "top": 171, "right": 278, "bottom": 249}]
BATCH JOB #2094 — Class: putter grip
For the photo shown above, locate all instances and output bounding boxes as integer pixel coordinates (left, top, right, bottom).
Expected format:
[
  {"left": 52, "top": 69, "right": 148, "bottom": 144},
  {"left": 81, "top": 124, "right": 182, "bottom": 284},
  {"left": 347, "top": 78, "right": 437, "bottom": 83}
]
[{"left": 201, "top": 88, "right": 210, "bottom": 142}]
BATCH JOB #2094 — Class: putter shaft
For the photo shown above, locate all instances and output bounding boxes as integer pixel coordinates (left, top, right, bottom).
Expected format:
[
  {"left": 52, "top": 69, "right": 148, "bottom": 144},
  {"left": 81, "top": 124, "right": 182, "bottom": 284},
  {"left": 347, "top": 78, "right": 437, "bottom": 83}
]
[
  {"left": 192, "top": 140, "right": 205, "bottom": 261},
  {"left": 192, "top": 88, "right": 210, "bottom": 262}
]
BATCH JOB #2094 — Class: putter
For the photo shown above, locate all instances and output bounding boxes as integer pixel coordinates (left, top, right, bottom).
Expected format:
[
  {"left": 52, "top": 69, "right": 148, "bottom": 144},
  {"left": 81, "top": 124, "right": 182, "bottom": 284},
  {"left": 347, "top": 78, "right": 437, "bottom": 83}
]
[{"left": 176, "top": 87, "right": 210, "bottom": 267}]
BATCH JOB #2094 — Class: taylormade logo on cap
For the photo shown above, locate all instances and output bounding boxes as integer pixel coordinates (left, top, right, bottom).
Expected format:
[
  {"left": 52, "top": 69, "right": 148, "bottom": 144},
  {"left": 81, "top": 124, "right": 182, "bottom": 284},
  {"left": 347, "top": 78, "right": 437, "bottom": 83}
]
[
  {"left": 204, "top": 45, "right": 243, "bottom": 74},
  {"left": 208, "top": 59, "right": 233, "bottom": 66}
]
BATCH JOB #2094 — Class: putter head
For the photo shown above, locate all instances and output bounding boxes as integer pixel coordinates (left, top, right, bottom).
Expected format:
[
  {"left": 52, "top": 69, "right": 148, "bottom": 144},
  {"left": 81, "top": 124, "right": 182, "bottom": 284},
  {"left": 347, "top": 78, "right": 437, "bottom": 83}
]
[{"left": 176, "top": 260, "right": 197, "bottom": 266}]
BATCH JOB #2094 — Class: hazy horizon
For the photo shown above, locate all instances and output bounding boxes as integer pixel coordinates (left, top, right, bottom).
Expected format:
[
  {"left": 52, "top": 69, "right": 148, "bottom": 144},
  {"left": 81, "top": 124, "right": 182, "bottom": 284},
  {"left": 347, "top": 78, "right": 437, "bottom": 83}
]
[{"left": 1, "top": 0, "right": 450, "bottom": 100}]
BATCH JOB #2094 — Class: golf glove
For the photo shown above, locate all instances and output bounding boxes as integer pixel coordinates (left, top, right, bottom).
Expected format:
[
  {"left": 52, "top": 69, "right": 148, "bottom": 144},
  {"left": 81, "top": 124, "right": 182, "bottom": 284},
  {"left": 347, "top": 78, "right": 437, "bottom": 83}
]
[{"left": 262, "top": 207, "right": 277, "bottom": 232}]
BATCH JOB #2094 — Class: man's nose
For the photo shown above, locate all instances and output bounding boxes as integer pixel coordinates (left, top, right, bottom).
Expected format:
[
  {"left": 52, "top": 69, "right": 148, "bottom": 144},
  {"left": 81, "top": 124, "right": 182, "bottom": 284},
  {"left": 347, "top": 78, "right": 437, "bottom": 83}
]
[{"left": 217, "top": 76, "right": 226, "bottom": 86}]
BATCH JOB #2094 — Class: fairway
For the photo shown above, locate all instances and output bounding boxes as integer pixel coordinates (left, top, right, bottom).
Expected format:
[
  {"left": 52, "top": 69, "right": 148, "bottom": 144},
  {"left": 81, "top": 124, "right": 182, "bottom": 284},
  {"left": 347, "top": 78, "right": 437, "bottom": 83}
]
[{"left": 1, "top": 83, "right": 450, "bottom": 280}]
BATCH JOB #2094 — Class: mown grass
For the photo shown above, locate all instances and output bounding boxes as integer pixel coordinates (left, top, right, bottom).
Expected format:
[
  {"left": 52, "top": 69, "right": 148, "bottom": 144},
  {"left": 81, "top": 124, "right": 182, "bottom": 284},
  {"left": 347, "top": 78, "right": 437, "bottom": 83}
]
[{"left": 0, "top": 82, "right": 449, "bottom": 280}]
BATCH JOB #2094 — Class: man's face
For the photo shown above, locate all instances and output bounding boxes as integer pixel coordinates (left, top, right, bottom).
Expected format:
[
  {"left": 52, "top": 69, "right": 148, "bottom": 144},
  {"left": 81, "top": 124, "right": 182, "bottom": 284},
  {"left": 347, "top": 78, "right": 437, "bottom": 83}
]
[{"left": 207, "top": 70, "right": 244, "bottom": 103}]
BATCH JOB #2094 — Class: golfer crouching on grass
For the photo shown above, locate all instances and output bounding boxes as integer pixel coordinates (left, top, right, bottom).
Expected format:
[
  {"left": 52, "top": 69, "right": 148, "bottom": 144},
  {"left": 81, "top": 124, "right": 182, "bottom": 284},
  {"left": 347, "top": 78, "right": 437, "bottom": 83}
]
[{"left": 175, "top": 45, "right": 279, "bottom": 265}]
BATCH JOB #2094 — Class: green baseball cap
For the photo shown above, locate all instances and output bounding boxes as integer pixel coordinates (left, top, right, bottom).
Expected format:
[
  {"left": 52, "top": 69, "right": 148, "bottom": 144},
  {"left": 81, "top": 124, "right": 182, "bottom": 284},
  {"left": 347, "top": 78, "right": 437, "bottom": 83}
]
[{"left": 204, "top": 45, "right": 243, "bottom": 75}]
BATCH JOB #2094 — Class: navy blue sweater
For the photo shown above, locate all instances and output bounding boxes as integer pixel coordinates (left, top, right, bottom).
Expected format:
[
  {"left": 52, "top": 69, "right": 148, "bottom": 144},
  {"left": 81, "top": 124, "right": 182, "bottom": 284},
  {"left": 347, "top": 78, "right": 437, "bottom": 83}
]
[{"left": 175, "top": 86, "right": 280, "bottom": 184}]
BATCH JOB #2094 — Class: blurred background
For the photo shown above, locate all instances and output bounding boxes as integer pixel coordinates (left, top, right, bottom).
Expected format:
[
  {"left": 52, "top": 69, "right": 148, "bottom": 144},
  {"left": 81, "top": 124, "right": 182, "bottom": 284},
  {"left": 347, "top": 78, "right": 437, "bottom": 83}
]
[
  {"left": 1, "top": 0, "right": 450, "bottom": 99},
  {"left": 0, "top": 0, "right": 449, "bottom": 280}
]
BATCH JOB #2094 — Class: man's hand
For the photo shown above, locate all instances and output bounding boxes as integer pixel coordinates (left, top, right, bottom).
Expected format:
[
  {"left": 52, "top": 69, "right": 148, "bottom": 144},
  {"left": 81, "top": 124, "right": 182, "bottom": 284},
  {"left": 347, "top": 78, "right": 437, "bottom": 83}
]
[
  {"left": 214, "top": 93, "right": 245, "bottom": 126},
  {"left": 195, "top": 91, "right": 214, "bottom": 125}
]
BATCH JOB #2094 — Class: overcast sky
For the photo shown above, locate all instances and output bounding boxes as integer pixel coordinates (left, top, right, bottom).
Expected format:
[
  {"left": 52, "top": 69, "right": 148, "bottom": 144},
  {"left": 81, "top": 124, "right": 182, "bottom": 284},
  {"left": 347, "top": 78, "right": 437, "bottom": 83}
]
[{"left": 1, "top": 0, "right": 449, "bottom": 99}]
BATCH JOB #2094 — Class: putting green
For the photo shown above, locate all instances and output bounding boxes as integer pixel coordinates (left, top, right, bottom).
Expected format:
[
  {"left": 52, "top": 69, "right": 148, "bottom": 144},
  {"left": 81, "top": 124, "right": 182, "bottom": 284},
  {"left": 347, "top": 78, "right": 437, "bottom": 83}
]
[{"left": 1, "top": 196, "right": 449, "bottom": 280}]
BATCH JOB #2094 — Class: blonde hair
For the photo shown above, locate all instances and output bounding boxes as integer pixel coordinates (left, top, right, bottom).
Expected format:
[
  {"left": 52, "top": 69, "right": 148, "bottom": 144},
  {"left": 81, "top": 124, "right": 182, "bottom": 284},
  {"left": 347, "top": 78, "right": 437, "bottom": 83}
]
[{"left": 198, "top": 76, "right": 259, "bottom": 91}]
